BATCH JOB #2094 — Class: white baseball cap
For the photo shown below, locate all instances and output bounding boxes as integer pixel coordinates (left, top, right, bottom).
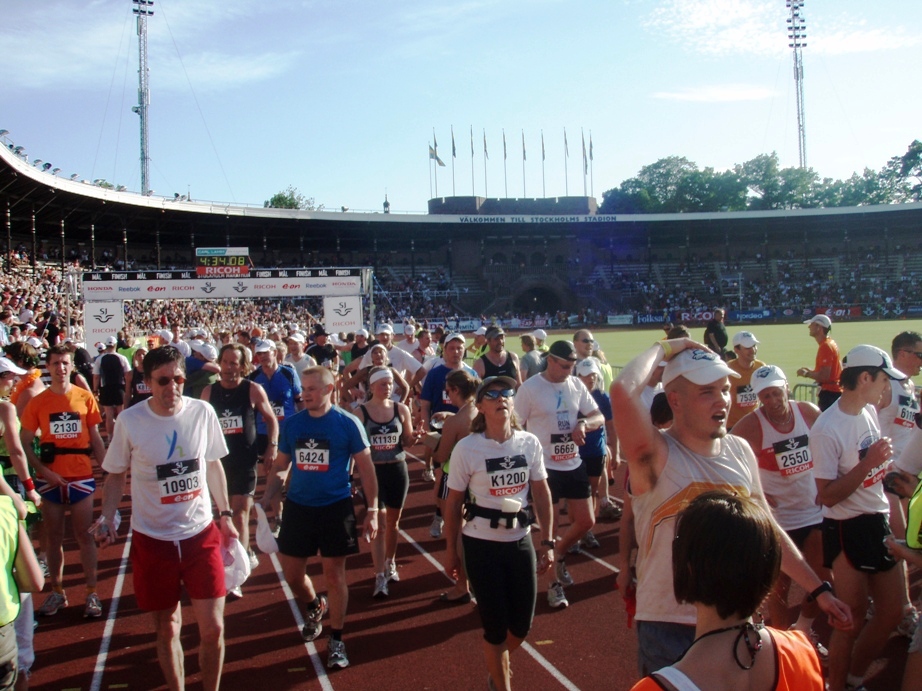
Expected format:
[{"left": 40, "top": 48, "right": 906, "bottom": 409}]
[
  {"left": 286, "top": 332, "right": 306, "bottom": 344},
  {"left": 355, "top": 328, "right": 369, "bottom": 339},
  {"left": 404, "top": 324, "right": 416, "bottom": 336},
  {"left": 732, "top": 331, "right": 759, "bottom": 348},
  {"left": 376, "top": 323, "right": 394, "bottom": 335},
  {"left": 0, "top": 357, "right": 27, "bottom": 376},
  {"left": 27, "top": 337, "right": 44, "bottom": 349},
  {"left": 105, "top": 336, "right": 118, "bottom": 347},
  {"left": 474, "top": 326, "right": 487, "bottom": 336},
  {"left": 663, "top": 349, "right": 741, "bottom": 387},
  {"left": 190, "top": 340, "right": 217, "bottom": 361},
  {"left": 803, "top": 314, "right": 832, "bottom": 328},
  {"left": 842, "top": 344, "right": 907, "bottom": 380},
  {"left": 531, "top": 328, "right": 548, "bottom": 341},
  {"left": 253, "top": 339, "right": 276, "bottom": 353},
  {"left": 750, "top": 365, "right": 788, "bottom": 395},
  {"left": 575, "top": 357, "right": 602, "bottom": 378}
]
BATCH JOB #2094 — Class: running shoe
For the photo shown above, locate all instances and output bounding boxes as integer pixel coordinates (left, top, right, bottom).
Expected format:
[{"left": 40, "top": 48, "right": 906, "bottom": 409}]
[
  {"left": 567, "top": 542, "right": 581, "bottom": 555},
  {"left": 84, "top": 593, "right": 103, "bottom": 618},
  {"left": 581, "top": 530, "right": 600, "bottom": 549},
  {"left": 248, "top": 550, "right": 259, "bottom": 571},
  {"left": 422, "top": 468, "right": 436, "bottom": 482},
  {"left": 429, "top": 515, "right": 444, "bottom": 538},
  {"left": 598, "top": 501, "right": 623, "bottom": 521},
  {"left": 301, "top": 594, "right": 328, "bottom": 642},
  {"left": 372, "top": 572, "right": 389, "bottom": 598},
  {"left": 385, "top": 559, "right": 399, "bottom": 583},
  {"left": 38, "top": 591, "right": 67, "bottom": 616},
  {"left": 898, "top": 606, "right": 920, "bottom": 638},
  {"left": 547, "top": 582, "right": 569, "bottom": 609},
  {"left": 327, "top": 637, "right": 350, "bottom": 669},
  {"left": 38, "top": 558, "right": 49, "bottom": 578},
  {"left": 555, "top": 560, "right": 574, "bottom": 587},
  {"left": 227, "top": 587, "right": 243, "bottom": 600}
]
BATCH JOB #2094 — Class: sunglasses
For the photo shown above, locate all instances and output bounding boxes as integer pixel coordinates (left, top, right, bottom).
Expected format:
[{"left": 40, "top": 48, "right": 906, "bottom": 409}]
[
  {"left": 578, "top": 338, "right": 594, "bottom": 344},
  {"left": 481, "top": 388, "right": 515, "bottom": 400},
  {"left": 154, "top": 375, "right": 186, "bottom": 387},
  {"left": 902, "top": 350, "right": 922, "bottom": 360}
]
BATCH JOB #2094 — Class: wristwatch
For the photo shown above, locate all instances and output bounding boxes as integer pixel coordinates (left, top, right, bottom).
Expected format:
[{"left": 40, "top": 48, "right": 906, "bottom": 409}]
[
  {"left": 540, "top": 539, "right": 556, "bottom": 549},
  {"left": 806, "top": 580, "right": 832, "bottom": 602},
  {"left": 219, "top": 510, "right": 233, "bottom": 519}
]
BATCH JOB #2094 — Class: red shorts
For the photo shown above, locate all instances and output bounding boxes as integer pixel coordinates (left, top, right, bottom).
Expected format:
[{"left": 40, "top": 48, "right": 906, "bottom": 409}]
[{"left": 130, "top": 522, "right": 225, "bottom": 611}]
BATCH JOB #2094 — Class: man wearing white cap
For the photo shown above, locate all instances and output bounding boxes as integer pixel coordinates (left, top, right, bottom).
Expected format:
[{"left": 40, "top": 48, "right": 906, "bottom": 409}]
[
  {"left": 732, "top": 365, "right": 828, "bottom": 652},
  {"left": 531, "top": 328, "right": 549, "bottom": 353},
  {"left": 798, "top": 314, "right": 842, "bottom": 411},
  {"left": 355, "top": 324, "right": 421, "bottom": 382},
  {"left": 92, "top": 336, "right": 131, "bottom": 441},
  {"left": 809, "top": 345, "right": 907, "bottom": 691},
  {"left": 339, "top": 329, "right": 371, "bottom": 377},
  {"left": 611, "top": 338, "right": 851, "bottom": 675},
  {"left": 466, "top": 326, "right": 489, "bottom": 362},
  {"left": 726, "top": 331, "right": 765, "bottom": 430},
  {"left": 284, "top": 332, "right": 317, "bottom": 379},
  {"left": 396, "top": 324, "right": 418, "bottom": 353}
]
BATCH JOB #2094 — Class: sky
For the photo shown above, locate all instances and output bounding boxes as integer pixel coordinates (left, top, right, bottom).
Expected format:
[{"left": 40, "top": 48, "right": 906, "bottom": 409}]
[{"left": 2, "top": 0, "right": 921, "bottom": 214}]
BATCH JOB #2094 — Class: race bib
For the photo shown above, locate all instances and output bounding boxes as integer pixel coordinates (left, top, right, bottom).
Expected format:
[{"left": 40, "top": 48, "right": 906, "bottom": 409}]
[
  {"left": 156, "top": 459, "right": 203, "bottom": 504},
  {"left": 772, "top": 434, "right": 812, "bottom": 477},
  {"left": 735, "top": 384, "right": 758, "bottom": 408},
  {"left": 894, "top": 395, "right": 920, "bottom": 429},
  {"left": 136, "top": 381, "right": 151, "bottom": 394},
  {"left": 441, "top": 388, "right": 452, "bottom": 406},
  {"left": 272, "top": 404, "right": 285, "bottom": 421},
  {"left": 371, "top": 429, "right": 399, "bottom": 452},
  {"left": 295, "top": 438, "right": 330, "bottom": 472},
  {"left": 220, "top": 413, "right": 244, "bottom": 435},
  {"left": 549, "top": 433, "right": 577, "bottom": 463},
  {"left": 49, "top": 412, "right": 82, "bottom": 439},
  {"left": 485, "top": 454, "right": 528, "bottom": 497}
]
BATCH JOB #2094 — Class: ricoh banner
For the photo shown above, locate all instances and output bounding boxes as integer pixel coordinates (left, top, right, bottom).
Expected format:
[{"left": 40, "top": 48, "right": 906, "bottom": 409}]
[
  {"left": 84, "top": 302, "right": 125, "bottom": 347},
  {"left": 81, "top": 269, "right": 363, "bottom": 300}
]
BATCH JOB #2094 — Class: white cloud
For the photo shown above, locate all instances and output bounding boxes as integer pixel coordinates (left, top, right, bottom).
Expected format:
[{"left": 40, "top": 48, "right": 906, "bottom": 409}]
[
  {"left": 653, "top": 84, "right": 776, "bottom": 102},
  {"left": 643, "top": 0, "right": 922, "bottom": 57}
]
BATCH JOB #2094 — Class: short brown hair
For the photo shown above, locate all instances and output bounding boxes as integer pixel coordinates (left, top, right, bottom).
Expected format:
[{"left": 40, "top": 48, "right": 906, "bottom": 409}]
[{"left": 672, "top": 491, "right": 781, "bottom": 620}]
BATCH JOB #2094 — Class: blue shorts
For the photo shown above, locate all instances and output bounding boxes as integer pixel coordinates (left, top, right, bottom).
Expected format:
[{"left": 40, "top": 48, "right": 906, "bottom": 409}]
[{"left": 36, "top": 477, "right": 96, "bottom": 505}]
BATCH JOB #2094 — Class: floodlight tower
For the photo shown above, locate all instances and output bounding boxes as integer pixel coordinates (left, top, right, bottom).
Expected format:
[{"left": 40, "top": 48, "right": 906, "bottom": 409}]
[
  {"left": 786, "top": 0, "right": 807, "bottom": 169},
  {"left": 132, "top": 0, "right": 154, "bottom": 195}
]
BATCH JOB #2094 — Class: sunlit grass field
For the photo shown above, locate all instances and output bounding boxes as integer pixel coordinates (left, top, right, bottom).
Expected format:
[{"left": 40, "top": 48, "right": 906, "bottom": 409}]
[{"left": 522, "top": 320, "right": 922, "bottom": 384}]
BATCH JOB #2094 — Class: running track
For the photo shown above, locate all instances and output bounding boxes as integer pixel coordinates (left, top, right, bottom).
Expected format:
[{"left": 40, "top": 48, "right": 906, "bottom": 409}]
[{"left": 28, "top": 451, "right": 913, "bottom": 690}]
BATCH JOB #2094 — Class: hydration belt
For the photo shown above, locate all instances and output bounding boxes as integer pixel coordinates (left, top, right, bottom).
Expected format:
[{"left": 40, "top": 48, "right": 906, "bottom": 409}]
[{"left": 463, "top": 502, "right": 530, "bottom": 529}]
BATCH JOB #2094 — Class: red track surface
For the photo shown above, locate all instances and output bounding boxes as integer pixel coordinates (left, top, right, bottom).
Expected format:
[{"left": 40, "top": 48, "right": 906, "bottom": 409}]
[{"left": 27, "top": 455, "right": 914, "bottom": 691}]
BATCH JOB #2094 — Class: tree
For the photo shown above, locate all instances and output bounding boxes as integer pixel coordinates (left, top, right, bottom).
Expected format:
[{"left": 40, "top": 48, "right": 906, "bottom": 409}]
[
  {"left": 899, "top": 139, "right": 922, "bottom": 201},
  {"left": 264, "top": 186, "right": 323, "bottom": 210}
]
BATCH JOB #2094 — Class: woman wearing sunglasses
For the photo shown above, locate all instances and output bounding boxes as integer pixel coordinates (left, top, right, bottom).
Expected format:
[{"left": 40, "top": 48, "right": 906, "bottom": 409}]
[{"left": 443, "top": 376, "right": 554, "bottom": 691}]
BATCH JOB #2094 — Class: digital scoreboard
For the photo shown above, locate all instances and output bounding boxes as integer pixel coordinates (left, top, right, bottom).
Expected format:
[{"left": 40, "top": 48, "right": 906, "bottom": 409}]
[{"left": 195, "top": 247, "right": 250, "bottom": 277}]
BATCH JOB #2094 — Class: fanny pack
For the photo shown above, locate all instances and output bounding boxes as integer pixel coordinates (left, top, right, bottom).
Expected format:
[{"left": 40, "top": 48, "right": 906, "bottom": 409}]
[
  {"left": 463, "top": 502, "right": 530, "bottom": 529},
  {"left": 39, "top": 444, "right": 93, "bottom": 465}
]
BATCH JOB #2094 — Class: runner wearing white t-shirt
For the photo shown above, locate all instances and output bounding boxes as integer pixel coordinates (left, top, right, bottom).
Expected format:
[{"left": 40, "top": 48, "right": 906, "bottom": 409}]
[
  {"left": 810, "top": 345, "right": 906, "bottom": 691},
  {"left": 514, "top": 340, "right": 603, "bottom": 609}
]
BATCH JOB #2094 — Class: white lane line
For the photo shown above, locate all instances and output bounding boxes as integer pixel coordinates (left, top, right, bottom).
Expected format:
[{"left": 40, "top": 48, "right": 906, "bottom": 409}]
[
  {"left": 522, "top": 641, "right": 581, "bottom": 691},
  {"left": 569, "top": 547, "right": 620, "bottom": 574},
  {"left": 398, "top": 527, "right": 582, "bottom": 690},
  {"left": 90, "top": 530, "right": 134, "bottom": 691},
  {"left": 268, "top": 551, "right": 333, "bottom": 691}
]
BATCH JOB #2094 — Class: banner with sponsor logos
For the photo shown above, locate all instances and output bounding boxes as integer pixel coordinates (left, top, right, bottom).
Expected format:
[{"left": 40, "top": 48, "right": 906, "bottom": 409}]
[
  {"left": 607, "top": 314, "right": 634, "bottom": 326},
  {"left": 81, "top": 269, "right": 363, "bottom": 300},
  {"left": 726, "top": 309, "right": 773, "bottom": 322},
  {"left": 84, "top": 302, "right": 124, "bottom": 348}
]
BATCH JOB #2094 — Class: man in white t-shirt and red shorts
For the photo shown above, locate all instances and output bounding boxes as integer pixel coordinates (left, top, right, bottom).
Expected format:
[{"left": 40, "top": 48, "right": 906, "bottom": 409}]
[{"left": 96, "top": 346, "right": 238, "bottom": 691}]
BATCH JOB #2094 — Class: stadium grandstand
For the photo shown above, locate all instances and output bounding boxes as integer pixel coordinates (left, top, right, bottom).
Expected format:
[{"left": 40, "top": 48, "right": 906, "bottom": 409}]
[{"left": 3, "top": 133, "right": 922, "bottom": 332}]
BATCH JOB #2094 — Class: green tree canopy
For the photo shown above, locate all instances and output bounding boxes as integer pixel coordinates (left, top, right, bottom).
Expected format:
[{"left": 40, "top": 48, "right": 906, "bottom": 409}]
[{"left": 264, "top": 186, "right": 323, "bottom": 210}]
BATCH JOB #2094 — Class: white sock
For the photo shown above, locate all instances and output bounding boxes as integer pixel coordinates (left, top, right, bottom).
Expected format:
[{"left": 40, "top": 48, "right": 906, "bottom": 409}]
[{"left": 846, "top": 673, "right": 864, "bottom": 688}]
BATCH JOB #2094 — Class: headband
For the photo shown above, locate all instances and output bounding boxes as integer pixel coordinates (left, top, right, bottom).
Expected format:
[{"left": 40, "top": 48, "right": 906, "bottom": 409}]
[{"left": 369, "top": 369, "right": 394, "bottom": 386}]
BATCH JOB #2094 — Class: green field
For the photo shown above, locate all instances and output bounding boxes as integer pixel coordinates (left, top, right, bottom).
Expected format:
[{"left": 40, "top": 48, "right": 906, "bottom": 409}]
[{"left": 522, "top": 320, "right": 922, "bottom": 385}]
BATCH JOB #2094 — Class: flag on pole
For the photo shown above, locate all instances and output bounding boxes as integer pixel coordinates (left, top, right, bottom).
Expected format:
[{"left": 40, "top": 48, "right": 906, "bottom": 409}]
[
  {"left": 589, "top": 133, "right": 594, "bottom": 161},
  {"left": 582, "top": 131, "right": 588, "bottom": 174},
  {"left": 503, "top": 130, "right": 507, "bottom": 160},
  {"left": 470, "top": 126, "right": 474, "bottom": 157},
  {"left": 564, "top": 129, "right": 569, "bottom": 158},
  {"left": 522, "top": 131, "right": 526, "bottom": 161},
  {"left": 429, "top": 145, "right": 445, "bottom": 167},
  {"left": 451, "top": 126, "right": 456, "bottom": 158},
  {"left": 541, "top": 131, "right": 545, "bottom": 161},
  {"left": 483, "top": 130, "right": 489, "bottom": 160}
]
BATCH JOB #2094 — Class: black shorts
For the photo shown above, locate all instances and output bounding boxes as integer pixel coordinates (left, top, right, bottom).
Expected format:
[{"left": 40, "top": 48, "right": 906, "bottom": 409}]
[
  {"left": 99, "top": 385, "right": 123, "bottom": 407},
  {"left": 786, "top": 523, "right": 822, "bottom": 552},
  {"left": 375, "top": 462, "right": 409, "bottom": 510},
  {"left": 817, "top": 390, "right": 842, "bottom": 412},
  {"left": 256, "top": 434, "right": 269, "bottom": 458},
  {"left": 581, "top": 455, "right": 604, "bottom": 478},
  {"left": 221, "top": 453, "right": 258, "bottom": 496},
  {"left": 546, "top": 465, "right": 592, "bottom": 503},
  {"left": 462, "top": 534, "right": 536, "bottom": 645},
  {"left": 278, "top": 497, "right": 359, "bottom": 559},
  {"left": 437, "top": 469, "right": 450, "bottom": 501},
  {"left": 822, "top": 513, "right": 897, "bottom": 573}
]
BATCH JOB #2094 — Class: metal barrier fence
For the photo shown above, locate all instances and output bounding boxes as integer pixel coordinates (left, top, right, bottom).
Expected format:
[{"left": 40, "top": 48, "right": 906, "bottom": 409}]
[{"left": 791, "top": 383, "right": 819, "bottom": 404}]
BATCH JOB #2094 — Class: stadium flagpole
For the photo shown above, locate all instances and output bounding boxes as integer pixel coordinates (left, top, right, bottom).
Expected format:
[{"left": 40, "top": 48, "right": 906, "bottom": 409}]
[
  {"left": 590, "top": 131, "right": 594, "bottom": 198},
  {"left": 521, "top": 130, "right": 526, "bottom": 198},
  {"left": 483, "top": 129, "right": 489, "bottom": 198},
  {"left": 428, "top": 141, "right": 433, "bottom": 199},
  {"left": 502, "top": 129, "right": 508, "bottom": 198},
  {"left": 470, "top": 126, "right": 475, "bottom": 196},
  {"left": 564, "top": 128, "right": 569, "bottom": 196},
  {"left": 541, "top": 130, "right": 546, "bottom": 198},
  {"left": 451, "top": 126, "right": 456, "bottom": 196},
  {"left": 433, "top": 128, "right": 439, "bottom": 198},
  {"left": 582, "top": 128, "right": 588, "bottom": 197}
]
